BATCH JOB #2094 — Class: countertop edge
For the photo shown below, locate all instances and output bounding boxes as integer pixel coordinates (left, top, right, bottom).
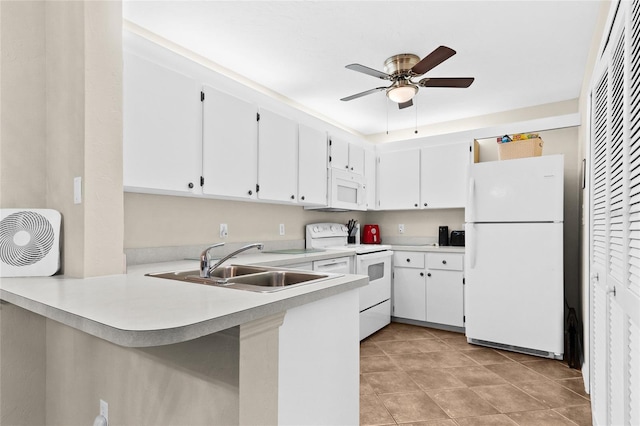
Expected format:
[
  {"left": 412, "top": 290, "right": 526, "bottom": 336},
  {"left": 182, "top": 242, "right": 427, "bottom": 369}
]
[{"left": 0, "top": 273, "right": 367, "bottom": 348}]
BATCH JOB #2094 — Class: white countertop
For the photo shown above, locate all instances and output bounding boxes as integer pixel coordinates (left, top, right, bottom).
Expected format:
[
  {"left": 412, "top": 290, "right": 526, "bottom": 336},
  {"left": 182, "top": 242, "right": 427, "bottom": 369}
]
[
  {"left": 390, "top": 245, "right": 466, "bottom": 253},
  {"left": 0, "top": 249, "right": 366, "bottom": 348}
]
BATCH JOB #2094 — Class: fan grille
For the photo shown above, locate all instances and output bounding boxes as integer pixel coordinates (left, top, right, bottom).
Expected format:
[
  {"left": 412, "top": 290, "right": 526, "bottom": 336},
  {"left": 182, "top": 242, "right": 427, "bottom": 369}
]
[{"left": 0, "top": 211, "right": 55, "bottom": 266}]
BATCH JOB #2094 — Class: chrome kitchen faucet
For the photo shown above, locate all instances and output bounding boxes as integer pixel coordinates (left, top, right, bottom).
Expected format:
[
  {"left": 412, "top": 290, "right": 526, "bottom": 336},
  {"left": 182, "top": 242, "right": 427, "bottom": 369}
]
[{"left": 199, "top": 242, "right": 264, "bottom": 278}]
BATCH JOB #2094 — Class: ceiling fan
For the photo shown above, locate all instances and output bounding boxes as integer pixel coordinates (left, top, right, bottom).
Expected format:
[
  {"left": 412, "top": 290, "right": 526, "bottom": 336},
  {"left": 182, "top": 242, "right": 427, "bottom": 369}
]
[{"left": 341, "top": 46, "right": 475, "bottom": 109}]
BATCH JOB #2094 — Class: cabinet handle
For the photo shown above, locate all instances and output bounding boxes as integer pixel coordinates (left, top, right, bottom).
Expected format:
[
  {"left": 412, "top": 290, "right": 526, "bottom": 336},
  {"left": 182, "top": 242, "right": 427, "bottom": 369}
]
[
  {"left": 427, "top": 273, "right": 431, "bottom": 277},
  {"left": 188, "top": 182, "right": 194, "bottom": 189},
  {"left": 406, "top": 258, "right": 411, "bottom": 263},
  {"left": 345, "top": 165, "right": 349, "bottom": 169},
  {"left": 424, "top": 203, "right": 428, "bottom": 207},
  {"left": 301, "top": 195, "right": 305, "bottom": 200},
  {"left": 420, "top": 272, "right": 424, "bottom": 277},
  {"left": 291, "top": 195, "right": 295, "bottom": 200},
  {"left": 350, "top": 167, "right": 354, "bottom": 170},
  {"left": 442, "top": 260, "right": 447, "bottom": 265},
  {"left": 414, "top": 203, "right": 418, "bottom": 207},
  {"left": 248, "top": 190, "right": 253, "bottom": 195}
]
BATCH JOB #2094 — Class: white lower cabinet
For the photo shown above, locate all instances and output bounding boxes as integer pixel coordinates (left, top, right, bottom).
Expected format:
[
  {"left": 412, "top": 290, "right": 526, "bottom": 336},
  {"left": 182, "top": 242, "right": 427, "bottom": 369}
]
[
  {"left": 393, "top": 251, "right": 464, "bottom": 327},
  {"left": 393, "top": 266, "right": 427, "bottom": 321}
]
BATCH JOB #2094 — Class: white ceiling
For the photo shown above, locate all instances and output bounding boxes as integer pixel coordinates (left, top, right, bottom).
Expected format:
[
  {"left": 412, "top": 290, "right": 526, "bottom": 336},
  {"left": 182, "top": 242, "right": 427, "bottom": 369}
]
[{"left": 123, "top": 1, "right": 602, "bottom": 136}]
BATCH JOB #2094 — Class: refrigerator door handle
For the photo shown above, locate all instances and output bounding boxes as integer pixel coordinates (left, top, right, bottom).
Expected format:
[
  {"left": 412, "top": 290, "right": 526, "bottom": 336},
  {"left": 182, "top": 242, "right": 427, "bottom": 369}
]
[
  {"left": 469, "top": 223, "right": 476, "bottom": 269},
  {"left": 468, "top": 177, "right": 475, "bottom": 222}
]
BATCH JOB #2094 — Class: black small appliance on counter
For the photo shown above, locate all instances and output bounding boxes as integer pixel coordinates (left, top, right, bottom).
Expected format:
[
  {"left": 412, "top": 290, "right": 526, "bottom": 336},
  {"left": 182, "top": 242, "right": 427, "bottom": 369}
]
[
  {"left": 438, "top": 226, "right": 449, "bottom": 246},
  {"left": 450, "top": 230, "right": 465, "bottom": 246}
]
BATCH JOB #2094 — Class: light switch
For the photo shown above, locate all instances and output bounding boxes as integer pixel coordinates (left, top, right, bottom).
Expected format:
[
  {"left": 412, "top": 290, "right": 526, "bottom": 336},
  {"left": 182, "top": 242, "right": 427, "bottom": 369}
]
[{"left": 74, "top": 177, "right": 82, "bottom": 204}]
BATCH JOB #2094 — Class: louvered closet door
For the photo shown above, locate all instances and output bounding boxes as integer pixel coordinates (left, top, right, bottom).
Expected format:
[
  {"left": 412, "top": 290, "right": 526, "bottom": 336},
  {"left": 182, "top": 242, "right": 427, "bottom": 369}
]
[{"left": 589, "top": 2, "right": 640, "bottom": 425}]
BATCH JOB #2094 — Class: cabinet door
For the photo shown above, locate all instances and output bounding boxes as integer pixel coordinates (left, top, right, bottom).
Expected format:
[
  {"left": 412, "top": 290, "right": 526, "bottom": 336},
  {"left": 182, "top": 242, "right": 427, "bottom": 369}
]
[
  {"left": 257, "top": 109, "right": 298, "bottom": 203},
  {"left": 378, "top": 149, "right": 421, "bottom": 210},
  {"left": 349, "top": 143, "right": 365, "bottom": 175},
  {"left": 202, "top": 86, "right": 258, "bottom": 199},
  {"left": 420, "top": 142, "right": 470, "bottom": 208},
  {"left": 123, "top": 52, "right": 202, "bottom": 194},
  {"left": 426, "top": 269, "right": 464, "bottom": 327},
  {"left": 364, "top": 150, "right": 377, "bottom": 210},
  {"left": 393, "top": 267, "right": 426, "bottom": 321},
  {"left": 329, "top": 137, "right": 350, "bottom": 170},
  {"left": 298, "top": 125, "right": 327, "bottom": 206}
]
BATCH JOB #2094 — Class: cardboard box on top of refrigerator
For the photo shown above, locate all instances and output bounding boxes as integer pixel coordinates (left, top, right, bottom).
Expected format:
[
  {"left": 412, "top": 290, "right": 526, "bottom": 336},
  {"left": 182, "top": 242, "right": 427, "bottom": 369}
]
[{"left": 497, "top": 137, "right": 544, "bottom": 160}]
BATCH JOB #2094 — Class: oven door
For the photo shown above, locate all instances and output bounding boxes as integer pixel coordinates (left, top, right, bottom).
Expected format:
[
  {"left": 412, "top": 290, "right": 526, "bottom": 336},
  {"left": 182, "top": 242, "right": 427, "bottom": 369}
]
[{"left": 356, "top": 251, "right": 392, "bottom": 312}]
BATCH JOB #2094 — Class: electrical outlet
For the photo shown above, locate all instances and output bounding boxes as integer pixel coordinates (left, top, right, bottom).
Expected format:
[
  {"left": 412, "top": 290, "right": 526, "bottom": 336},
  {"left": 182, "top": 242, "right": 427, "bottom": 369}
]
[
  {"left": 279, "top": 224, "right": 285, "bottom": 236},
  {"left": 398, "top": 224, "right": 405, "bottom": 234},
  {"left": 220, "top": 223, "right": 228, "bottom": 238}
]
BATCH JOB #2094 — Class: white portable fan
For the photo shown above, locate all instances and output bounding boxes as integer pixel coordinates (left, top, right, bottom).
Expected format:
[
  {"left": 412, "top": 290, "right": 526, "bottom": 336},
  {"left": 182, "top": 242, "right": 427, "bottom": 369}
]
[{"left": 0, "top": 209, "right": 61, "bottom": 277}]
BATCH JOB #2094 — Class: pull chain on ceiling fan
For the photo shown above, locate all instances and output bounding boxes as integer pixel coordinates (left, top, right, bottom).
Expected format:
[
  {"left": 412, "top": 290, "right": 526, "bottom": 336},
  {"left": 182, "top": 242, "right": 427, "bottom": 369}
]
[{"left": 341, "top": 46, "right": 475, "bottom": 109}]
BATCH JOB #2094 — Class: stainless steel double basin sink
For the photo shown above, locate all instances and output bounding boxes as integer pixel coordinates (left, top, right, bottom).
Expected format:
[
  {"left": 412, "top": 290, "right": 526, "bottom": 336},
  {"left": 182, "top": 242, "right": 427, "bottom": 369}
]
[{"left": 147, "top": 264, "right": 333, "bottom": 293}]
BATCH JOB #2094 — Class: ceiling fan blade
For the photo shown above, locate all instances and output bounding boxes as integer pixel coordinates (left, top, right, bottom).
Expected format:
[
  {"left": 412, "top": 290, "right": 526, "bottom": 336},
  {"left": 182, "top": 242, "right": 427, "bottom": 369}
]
[
  {"left": 398, "top": 99, "right": 413, "bottom": 109},
  {"left": 345, "top": 63, "right": 391, "bottom": 80},
  {"left": 340, "top": 87, "right": 387, "bottom": 102},
  {"left": 411, "top": 46, "right": 456, "bottom": 75},
  {"left": 418, "top": 77, "right": 475, "bottom": 88}
]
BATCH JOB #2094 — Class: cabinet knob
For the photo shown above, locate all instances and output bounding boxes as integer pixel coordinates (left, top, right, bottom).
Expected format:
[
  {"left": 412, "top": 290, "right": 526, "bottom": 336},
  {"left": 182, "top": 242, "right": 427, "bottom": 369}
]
[
  {"left": 350, "top": 167, "right": 354, "bottom": 170},
  {"left": 248, "top": 190, "right": 253, "bottom": 195},
  {"left": 406, "top": 258, "right": 411, "bottom": 263},
  {"left": 345, "top": 165, "right": 349, "bottom": 169},
  {"left": 442, "top": 260, "right": 447, "bottom": 265},
  {"left": 424, "top": 203, "right": 428, "bottom": 207},
  {"left": 414, "top": 203, "right": 418, "bottom": 207},
  {"left": 420, "top": 272, "right": 424, "bottom": 277},
  {"left": 427, "top": 273, "right": 431, "bottom": 277},
  {"left": 188, "top": 182, "right": 194, "bottom": 189},
  {"left": 291, "top": 195, "right": 295, "bottom": 200},
  {"left": 301, "top": 195, "right": 305, "bottom": 200}
]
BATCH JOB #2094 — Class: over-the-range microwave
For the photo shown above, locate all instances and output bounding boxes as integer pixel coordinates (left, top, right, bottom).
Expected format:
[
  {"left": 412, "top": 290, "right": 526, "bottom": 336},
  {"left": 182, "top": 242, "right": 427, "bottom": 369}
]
[
  {"left": 306, "top": 168, "right": 367, "bottom": 211},
  {"left": 330, "top": 168, "right": 366, "bottom": 211}
]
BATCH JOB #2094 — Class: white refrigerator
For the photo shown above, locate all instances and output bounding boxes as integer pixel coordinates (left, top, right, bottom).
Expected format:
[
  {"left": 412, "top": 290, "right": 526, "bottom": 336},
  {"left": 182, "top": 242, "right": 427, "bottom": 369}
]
[{"left": 465, "top": 154, "right": 564, "bottom": 359}]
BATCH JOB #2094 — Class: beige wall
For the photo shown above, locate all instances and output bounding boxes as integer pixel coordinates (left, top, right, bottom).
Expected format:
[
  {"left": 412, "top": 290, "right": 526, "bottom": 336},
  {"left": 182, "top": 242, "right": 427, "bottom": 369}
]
[
  {"left": 46, "top": 318, "right": 239, "bottom": 425},
  {"left": 367, "top": 208, "right": 465, "bottom": 240},
  {"left": 124, "top": 193, "right": 368, "bottom": 248},
  {"left": 0, "top": 303, "right": 46, "bottom": 425},
  {"left": 0, "top": 1, "right": 124, "bottom": 278},
  {"left": 0, "top": 1, "right": 47, "bottom": 208},
  {"left": 368, "top": 99, "right": 579, "bottom": 144}
]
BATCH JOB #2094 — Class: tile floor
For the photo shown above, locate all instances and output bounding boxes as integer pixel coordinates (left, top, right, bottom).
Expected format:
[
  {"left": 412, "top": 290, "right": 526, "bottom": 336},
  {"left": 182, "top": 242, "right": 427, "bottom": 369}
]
[{"left": 360, "top": 322, "right": 592, "bottom": 426}]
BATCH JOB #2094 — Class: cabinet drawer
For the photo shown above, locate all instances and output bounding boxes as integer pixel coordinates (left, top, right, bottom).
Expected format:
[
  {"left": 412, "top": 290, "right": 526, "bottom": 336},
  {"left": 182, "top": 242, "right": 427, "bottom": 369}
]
[
  {"left": 393, "top": 251, "right": 425, "bottom": 268},
  {"left": 426, "top": 253, "right": 463, "bottom": 271}
]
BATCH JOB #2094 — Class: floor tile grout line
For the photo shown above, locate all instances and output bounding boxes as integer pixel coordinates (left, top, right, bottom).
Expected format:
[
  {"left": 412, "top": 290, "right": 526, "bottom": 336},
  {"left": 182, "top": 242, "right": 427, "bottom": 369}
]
[
  {"left": 551, "top": 407, "right": 584, "bottom": 426},
  {"left": 509, "top": 378, "right": 592, "bottom": 407}
]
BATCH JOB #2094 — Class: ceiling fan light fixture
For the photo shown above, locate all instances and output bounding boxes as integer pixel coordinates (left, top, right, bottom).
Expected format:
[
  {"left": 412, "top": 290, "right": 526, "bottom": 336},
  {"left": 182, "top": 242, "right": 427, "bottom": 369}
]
[{"left": 386, "top": 84, "right": 417, "bottom": 103}]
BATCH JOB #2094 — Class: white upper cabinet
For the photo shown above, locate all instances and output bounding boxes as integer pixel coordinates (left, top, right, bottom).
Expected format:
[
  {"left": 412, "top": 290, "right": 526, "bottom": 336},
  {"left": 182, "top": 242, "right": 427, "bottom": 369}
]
[
  {"left": 377, "top": 149, "right": 421, "bottom": 210},
  {"left": 364, "top": 150, "right": 377, "bottom": 210},
  {"left": 298, "top": 124, "right": 328, "bottom": 206},
  {"left": 202, "top": 85, "right": 258, "bottom": 200},
  {"left": 257, "top": 109, "right": 299, "bottom": 203},
  {"left": 123, "top": 52, "right": 202, "bottom": 194},
  {"left": 330, "top": 137, "right": 365, "bottom": 175},
  {"left": 420, "top": 142, "right": 470, "bottom": 209},
  {"left": 329, "top": 137, "right": 349, "bottom": 170},
  {"left": 348, "top": 144, "right": 365, "bottom": 175}
]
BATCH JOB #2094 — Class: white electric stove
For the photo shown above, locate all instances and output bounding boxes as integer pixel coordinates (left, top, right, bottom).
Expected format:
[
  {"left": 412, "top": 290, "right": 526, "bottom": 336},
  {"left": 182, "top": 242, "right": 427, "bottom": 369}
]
[{"left": 306, "top": 223, "right": 392, "bottom": 340}]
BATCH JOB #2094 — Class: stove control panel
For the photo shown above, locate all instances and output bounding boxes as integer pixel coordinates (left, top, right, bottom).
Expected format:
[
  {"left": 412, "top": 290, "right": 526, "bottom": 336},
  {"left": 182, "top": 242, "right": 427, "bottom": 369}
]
[{"left": 307, "top": 223, "right": 349, "bottom": 238}]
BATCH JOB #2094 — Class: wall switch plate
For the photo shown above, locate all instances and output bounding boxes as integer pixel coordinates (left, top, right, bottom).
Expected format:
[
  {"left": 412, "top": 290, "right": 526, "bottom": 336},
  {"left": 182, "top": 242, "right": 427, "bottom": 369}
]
[
  {"left": 220, "top": 223, "right": 228, "bottom": 238},
  {"left": 73, "top": 177, "right": 82, "bottom": 204},
  {"left": 398, "top": 224, "right": 405, "bottom": 234},
  {"left": 279, "top": 224, "right": 285, "bottom": 236},
  {"left": 100, "top": 399, "right": 108, "bottom": 423}
]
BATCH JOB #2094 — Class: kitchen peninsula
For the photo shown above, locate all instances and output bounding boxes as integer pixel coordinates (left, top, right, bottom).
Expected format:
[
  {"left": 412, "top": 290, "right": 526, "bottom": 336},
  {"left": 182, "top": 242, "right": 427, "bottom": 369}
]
[{"left": 0, "top": 250, "right": 366, "bottom": 425}]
